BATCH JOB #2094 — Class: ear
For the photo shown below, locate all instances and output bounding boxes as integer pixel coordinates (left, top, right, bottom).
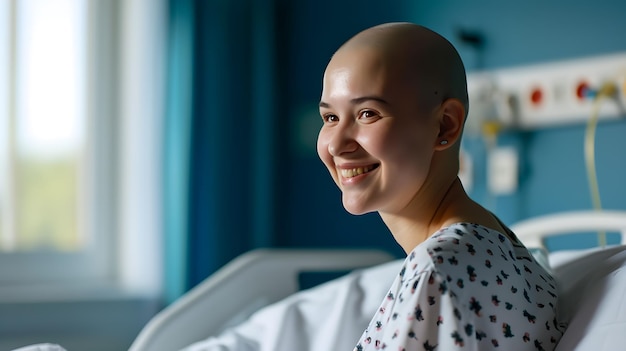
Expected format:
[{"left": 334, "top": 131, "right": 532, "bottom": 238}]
[{"left": 434, "top": 98, "right": 466, "bottom": 150}]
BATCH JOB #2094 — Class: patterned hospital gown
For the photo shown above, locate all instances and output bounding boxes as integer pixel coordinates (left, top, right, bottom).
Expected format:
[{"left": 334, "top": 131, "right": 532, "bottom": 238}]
[{"left": 354, "top": 223, "right": 563, "bottom": 351}]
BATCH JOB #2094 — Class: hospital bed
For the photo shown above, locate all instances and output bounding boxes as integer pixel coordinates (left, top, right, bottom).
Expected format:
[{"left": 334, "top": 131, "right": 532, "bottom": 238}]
[{"left": 129, "top": 210, "right": 626, "bottom": 351}]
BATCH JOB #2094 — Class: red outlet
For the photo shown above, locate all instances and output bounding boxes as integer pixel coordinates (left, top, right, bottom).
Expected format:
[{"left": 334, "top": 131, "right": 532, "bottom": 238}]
[
  {"left": 576, "top": 81, "right": 590, "bottom": 100},
  {"left": 530, "top": 87, "right": 543, "bottom": 106}
]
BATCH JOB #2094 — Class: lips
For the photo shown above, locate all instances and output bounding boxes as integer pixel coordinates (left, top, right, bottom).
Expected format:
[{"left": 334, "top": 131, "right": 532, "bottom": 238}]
[{"left": 339, "top": 164, "right": 380, "bottom": 178}]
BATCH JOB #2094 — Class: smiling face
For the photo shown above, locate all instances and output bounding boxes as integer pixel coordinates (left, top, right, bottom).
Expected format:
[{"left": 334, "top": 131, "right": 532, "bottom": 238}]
[{"left": 317, "top": 46, "right": 442, "bottom": 215}]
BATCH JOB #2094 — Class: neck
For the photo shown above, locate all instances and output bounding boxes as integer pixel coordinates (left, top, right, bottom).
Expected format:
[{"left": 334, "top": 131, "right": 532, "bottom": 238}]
[{"left": 380, "top": 177, "right": 472, "bottom": 253}]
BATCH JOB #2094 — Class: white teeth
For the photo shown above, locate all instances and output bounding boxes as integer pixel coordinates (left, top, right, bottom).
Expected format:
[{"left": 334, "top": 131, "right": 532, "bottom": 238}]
[{"left": 340, "top": 165, "right": 376, "bottom": 178}]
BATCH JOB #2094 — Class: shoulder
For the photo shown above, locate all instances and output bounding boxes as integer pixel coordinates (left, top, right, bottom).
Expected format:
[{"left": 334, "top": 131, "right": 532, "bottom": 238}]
[
  {"left": 403, "top": 223, "right": 523, "bottom": 279},
  {"left": 412, "top": 223, "right": 502, "bottom": 259}
]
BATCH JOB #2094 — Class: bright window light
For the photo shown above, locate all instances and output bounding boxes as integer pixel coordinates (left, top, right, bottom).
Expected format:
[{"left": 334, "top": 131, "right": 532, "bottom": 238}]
[{"left": 2, "top": 0, "right": 86, "bottom": 252}]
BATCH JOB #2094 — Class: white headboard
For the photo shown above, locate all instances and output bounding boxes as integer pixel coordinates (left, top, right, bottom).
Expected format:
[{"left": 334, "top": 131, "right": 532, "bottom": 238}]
[{"left": 510, "top": 210, "right": 626, "bottom": 250}]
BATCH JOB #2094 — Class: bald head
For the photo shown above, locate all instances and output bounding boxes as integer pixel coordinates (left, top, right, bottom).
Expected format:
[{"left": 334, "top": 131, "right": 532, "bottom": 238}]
[{"left": 330, "top": 22, "right": 468, "bottom": 117}]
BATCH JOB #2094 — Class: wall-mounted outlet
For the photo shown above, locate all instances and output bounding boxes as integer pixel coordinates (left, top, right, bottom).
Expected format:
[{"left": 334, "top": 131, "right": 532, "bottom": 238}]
[
  {"left": 467, "top": 52, "right": 626, "bottom": 130},
  {"left": 488, "top": 147, "right": 518, "bottom": 195}
]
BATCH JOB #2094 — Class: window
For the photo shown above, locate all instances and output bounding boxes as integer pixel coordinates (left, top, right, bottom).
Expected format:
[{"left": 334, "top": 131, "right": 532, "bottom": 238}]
[
  {"left": 0, "top": 0, "right": 112, "bottom": 287},
  {"left": 0, "top": 0, "right": 163, "bottom": 295},
  {"left": 2, "top": 0, "right": 87, "bottom": 253}
]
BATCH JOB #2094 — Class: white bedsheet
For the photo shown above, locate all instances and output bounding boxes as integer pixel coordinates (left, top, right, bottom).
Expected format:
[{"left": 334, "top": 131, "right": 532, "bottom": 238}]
[{"left": 180, "top": 260, "right": 402, "bottom": 351}]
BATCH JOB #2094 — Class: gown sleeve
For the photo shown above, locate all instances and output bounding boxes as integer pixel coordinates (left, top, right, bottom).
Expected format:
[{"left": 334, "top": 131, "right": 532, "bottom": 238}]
[{"left": 369, "top": 270, "right": 480, "bottom": 351}]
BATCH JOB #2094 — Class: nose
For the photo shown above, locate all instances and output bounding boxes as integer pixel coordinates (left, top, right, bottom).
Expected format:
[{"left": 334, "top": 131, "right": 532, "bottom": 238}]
[{"left": 327, "top": 122, "right": 359, "bottom": 157}]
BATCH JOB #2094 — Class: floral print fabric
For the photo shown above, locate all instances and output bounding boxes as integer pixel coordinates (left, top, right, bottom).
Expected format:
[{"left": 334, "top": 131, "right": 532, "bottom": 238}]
[{"left": 354, "top": 223, "right": 563, "bottom": 351}]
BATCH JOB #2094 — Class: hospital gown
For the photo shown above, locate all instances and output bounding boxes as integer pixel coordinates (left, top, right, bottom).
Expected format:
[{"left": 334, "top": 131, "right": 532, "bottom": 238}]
[{"left": 354, "top": 223, "right": 564, "bottom": 351}]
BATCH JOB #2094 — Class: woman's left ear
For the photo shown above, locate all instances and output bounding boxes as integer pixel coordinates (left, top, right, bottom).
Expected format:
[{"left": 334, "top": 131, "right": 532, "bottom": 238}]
[{"left": 435, "top": 98, "right": 466, "bottom": 149}]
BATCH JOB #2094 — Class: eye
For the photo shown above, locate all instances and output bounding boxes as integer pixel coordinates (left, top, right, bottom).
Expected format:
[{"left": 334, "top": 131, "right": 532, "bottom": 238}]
[
  {"left": 358, "top": 109, "right": 382, "bottom": 123},
  {"left": 322, "top": 113, "right": 339, "bottom": 123}
]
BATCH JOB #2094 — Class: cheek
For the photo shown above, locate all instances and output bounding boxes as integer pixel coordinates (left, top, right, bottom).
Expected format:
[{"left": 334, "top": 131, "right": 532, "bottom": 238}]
[
  {"left": 316, "top": 129, "right": 326, "bottom": 159},
  {"left": 376, "top": 126, "right": 434, "bottom": 172},
  {"left": 359, "top": 125, "right": 407, "bottom": 161},
  {"left": 316, "top": 129, "right": 332, "bottom": 167}
]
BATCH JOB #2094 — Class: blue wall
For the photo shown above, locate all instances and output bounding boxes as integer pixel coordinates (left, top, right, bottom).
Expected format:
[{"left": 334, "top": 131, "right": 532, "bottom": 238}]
[{"left": 278, "top": 0, "right": 626, "bottom": 254}]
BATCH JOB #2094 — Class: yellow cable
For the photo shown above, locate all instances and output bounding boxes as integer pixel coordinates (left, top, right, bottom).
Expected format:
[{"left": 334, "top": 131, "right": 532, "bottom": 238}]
[{"left": 584, "top": 82, "right": 617, "bottom": 247}]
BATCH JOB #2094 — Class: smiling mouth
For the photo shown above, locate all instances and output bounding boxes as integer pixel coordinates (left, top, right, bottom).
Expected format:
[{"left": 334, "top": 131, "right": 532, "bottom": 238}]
[{"left": 339, "top": 164, "right": 380, "bottom": 178}]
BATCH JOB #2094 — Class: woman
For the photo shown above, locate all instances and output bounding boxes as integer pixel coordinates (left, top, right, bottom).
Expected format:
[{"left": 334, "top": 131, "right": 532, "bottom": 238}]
[{"left": 317, "top": 22, "right": 563, "bottom": 351}]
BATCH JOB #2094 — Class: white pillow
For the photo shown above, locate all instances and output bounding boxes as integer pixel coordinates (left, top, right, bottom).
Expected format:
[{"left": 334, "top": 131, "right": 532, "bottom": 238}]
[{"left": 550, "top": 246, "right": 626, "bottom": 351}]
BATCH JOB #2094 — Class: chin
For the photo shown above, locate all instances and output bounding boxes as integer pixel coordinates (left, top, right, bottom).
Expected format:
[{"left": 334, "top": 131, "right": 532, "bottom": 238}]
[{"left": 341, "top": 198, "right": 374, "bottom": 216}]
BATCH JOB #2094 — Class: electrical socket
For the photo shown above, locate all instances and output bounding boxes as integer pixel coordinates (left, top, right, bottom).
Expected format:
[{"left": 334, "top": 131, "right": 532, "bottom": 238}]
[
  {"left": 467, "top": 52, "right": 626, "bottom": 130},
  {"left": 488, "top": 147, "right": 518, "bottom": 195}
]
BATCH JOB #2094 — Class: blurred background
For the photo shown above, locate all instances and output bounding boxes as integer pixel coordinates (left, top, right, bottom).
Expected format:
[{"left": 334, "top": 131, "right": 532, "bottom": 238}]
[{"left": 1, "top": 0, "right": 625, "bottom": 349}]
